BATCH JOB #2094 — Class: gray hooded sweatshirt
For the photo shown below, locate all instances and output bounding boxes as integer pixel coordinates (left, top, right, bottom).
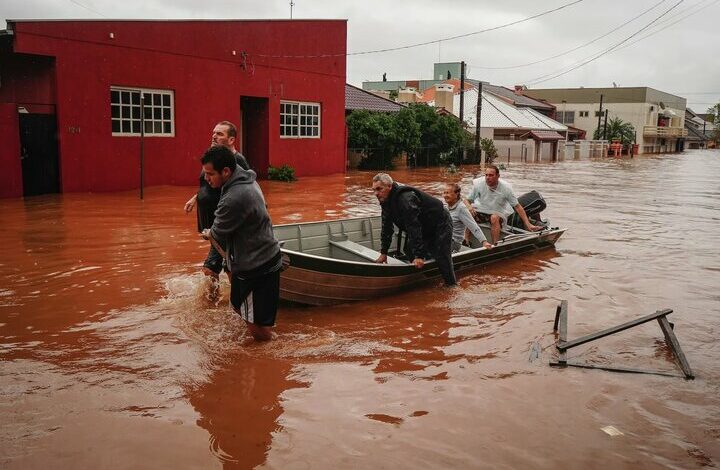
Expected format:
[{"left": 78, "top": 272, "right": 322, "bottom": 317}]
[{"left": 209, "top": 165, "right": 280, "bottom": 277}]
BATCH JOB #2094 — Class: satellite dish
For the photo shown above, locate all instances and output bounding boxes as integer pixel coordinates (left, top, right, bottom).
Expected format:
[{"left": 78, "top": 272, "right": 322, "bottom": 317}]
[{"left": 659, "top": 102, "right": 666, "bottom": 110}]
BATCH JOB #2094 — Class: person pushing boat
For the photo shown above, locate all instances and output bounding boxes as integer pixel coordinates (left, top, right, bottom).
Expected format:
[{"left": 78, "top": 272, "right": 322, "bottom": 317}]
[{"left": 371, "top": 173, "right": 456, "bottom": 287}]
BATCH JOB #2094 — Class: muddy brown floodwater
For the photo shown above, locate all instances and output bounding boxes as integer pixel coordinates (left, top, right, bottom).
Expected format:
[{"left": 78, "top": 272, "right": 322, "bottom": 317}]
[{"left": 1, "top": 150, "right": 719, "bottom": 469}]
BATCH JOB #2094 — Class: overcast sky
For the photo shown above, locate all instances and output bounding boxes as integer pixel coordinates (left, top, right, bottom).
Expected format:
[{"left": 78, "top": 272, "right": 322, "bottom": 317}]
[{"left": 2, "top": 0, "right": 718, "bottom": 111}]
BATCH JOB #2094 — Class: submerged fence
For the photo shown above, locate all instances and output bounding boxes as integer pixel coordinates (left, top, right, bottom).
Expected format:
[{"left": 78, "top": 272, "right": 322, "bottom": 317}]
[
  {"left": 348, "top": 147, "right": 483, "bottom": 170},
  {"left": 348, "top": 140, "right": 611, "bottom": 170}
]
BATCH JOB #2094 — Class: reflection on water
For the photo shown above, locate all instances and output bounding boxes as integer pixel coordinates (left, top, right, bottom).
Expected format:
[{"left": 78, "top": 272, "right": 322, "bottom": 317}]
[{"left": 1, "top": 150, "right": 720, "bottom": 468}]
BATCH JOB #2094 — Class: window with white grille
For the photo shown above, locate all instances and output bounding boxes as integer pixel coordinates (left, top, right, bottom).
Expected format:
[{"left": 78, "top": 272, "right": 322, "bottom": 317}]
[
  {"left": 111, "top": 87, "right": 174, "bottom": 137},
  {"left": 558, "top": 111, "right": 575, "bottom": 124},
  {"left": 280, "top": 101, "right": 320, "bottom": 138}
]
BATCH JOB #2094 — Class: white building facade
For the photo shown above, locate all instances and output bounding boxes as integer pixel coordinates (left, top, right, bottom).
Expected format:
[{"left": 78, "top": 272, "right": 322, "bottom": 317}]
[{"left": 526, "top": 87, "right": 687, "bottom": 154}]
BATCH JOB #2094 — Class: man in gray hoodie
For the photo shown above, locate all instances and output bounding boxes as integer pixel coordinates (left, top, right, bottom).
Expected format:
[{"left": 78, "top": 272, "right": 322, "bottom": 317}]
[{"left": 200, "top": 145, "right": 281, "bottom": 341}]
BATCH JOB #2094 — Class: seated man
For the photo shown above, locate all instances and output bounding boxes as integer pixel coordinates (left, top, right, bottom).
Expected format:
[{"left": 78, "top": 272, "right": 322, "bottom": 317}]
[
  {"left": 442, "top": 183, "right": 493, "bottom": 252},
  {"left": 467, "top": 165, "right": 541, "bottom": 244}
]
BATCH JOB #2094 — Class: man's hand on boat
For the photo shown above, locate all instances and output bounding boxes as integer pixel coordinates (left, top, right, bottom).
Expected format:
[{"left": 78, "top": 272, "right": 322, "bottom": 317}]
[
  {"left": 375, "top": 253, "right": 424, "bottom": 269},
  {"left": 526, "top": 223, "right": 542, "bottom": 232},
  {"left": 184, "top": 194, "right": 197, "bottom": 213}
]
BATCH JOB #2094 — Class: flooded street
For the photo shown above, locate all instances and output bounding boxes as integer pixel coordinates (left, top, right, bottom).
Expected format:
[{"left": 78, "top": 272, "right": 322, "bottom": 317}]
[{"left": 1, "top": 149, "right": 719, "bottom": 469}]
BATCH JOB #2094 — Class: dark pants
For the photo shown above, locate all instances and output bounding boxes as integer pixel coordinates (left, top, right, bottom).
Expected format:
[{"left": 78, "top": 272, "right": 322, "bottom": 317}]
[
  {"left": 203, "top": 244, "right": 224, "bottom": 275},
  {"left": 425, "top": 211, "right": 456, "bottom": 286}
]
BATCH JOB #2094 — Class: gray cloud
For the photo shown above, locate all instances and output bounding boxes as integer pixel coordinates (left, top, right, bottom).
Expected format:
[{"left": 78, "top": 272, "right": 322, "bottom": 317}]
[{"left": 2, "top": 0, "right": 718, "bottom": 108}]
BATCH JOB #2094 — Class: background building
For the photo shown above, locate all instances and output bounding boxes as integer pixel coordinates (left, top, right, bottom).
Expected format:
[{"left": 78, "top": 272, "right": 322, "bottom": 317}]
[
  {"left": 525, "top": 87, "right": 687, "bottom": 154},
  {"left": 0, "top": 19, "right": 347, "bottom": 198}
]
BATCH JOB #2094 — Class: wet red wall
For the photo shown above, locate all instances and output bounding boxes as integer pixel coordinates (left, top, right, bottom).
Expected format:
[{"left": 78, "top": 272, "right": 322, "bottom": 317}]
[
  {"left": 0, "top": 104, "right": 23, "bottom": 197},
  {"left": 5, "top": 20, "right": 347, "bottom": 194}
]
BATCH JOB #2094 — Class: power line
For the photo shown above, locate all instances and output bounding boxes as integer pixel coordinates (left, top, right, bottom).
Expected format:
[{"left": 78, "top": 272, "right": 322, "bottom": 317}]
[
  {"left": 255, "top": 0, "right": 585, "bottom": 59},
  {"left": 614, "top": 0, "right": 719, "bottom": 52},
  {"left": 522, "top": 0, "right": 684, "bottom": 86},
  {"left": 67, "top": 0, "right": 106, "bottom": 18},
  {"left": 468, "top": 0, "right": 667, "bottom": 70}
]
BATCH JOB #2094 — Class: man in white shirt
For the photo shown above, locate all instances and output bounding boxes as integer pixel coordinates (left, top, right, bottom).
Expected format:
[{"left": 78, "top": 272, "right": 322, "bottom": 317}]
[{"left": 467, "top": 165, "right": 541, "bottom": 244}]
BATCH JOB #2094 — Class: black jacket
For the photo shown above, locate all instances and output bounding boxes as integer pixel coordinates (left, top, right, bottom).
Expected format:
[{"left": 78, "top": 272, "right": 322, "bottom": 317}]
[{"left": 380, "top": 183, "right": 446, "bottom": 259}]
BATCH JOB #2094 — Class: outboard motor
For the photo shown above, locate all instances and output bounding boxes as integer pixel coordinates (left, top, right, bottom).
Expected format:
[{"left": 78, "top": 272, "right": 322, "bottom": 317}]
[{"left": 507, "top": 190, "right": 548, "bottom": 229}]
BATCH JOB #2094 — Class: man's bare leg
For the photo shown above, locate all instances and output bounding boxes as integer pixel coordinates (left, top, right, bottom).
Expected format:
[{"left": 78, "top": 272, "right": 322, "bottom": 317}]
[
  {"left": 246, "top": 321, "right": 273, "bottom": 341},
  {"left": 490, "top": 213, "right": 502, "bottom": 244}
]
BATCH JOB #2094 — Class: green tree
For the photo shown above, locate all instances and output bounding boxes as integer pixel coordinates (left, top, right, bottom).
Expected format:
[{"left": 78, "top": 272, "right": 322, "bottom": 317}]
[
  {"left": 407, "top": 104, "right": 469, "bottom": 166},
  {"left": 593, "top": 117, "right": 636, "bottom": 146},
  {"left": 480, "top": 138, "right": 499, "bottom": 164},
  {"left": 706, "top": 103, "right": 720, "bottom": 125},
  {"left": 346, "top": 104, "right": 469, "bottom": 169},
  {"left": 707, "top": 104, "right": 720, "bottom": 141}
]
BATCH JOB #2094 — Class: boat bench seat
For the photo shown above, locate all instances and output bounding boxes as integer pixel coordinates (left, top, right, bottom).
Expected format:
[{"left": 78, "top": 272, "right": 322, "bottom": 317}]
[{"left": 329, "top": 239, "right": 405, "bottom": 265}]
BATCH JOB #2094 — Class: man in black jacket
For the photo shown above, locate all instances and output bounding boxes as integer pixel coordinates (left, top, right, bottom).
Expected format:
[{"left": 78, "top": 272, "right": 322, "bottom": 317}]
[{"left": 372, "top": 173, "right": 456, "bottom": 286}]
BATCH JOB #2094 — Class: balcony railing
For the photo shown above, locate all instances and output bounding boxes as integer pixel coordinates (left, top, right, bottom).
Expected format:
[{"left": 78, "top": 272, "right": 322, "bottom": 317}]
[{"left": 643, "top": 126, "right": 688, "bottom": 138}]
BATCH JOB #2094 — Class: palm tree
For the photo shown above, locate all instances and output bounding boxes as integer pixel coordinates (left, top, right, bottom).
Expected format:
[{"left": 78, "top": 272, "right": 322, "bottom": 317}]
[{"left": 593, "top": 117, "right": 636, "bottom": 146}]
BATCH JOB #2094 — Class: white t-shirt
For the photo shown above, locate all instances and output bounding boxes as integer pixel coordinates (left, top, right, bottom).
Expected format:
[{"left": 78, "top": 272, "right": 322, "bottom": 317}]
[{"left": 467, "top": 177, "right": 519, "bottom": 218}]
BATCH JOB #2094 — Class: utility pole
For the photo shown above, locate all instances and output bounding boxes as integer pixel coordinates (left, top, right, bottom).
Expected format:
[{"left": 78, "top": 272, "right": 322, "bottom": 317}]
[
  {"left": 139, "top": 94, "right": 145, "bottom": 200},
  {"left": 475, "top": 82, "right": 483, "bottom": 164},
  {"left": 603, "top": 109, "right": 609, "bottom": 140},
  {"left": 596, "top": 93, "right": 604, "bottom": 138},
  {"left": 459, "top": 61, "right": 465, "bottom": 124},
  {"left": 459, "top": 61, "right": 466, "bottom": 163},
  {"left": 290, "top": 0, "right": 295, "bottom": 19}
]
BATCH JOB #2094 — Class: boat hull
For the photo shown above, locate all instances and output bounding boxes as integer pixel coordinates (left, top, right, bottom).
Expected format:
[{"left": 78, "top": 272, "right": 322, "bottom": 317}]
[{"left": 274, "top": 216, "right": 564, "bottom": 306}]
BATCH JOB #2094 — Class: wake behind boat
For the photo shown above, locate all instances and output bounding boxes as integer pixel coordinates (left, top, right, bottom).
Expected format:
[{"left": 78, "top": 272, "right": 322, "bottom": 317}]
[{"left": 274, "top": 195, "right": 565, "bottom": 306}]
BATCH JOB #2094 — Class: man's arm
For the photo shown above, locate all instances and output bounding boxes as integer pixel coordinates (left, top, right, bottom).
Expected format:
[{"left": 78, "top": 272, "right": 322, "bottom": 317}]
[
  {"left": 459, "top": 205, "right": 492, "bottom": 248},
  {"left": 209, "top": 197, "right": 243, "bottom": 244},
  {"left": 184, "top": 194, "right": 197, "bottom": 213},
  {"left": 378, "top": 209, "right": 394, "bottom": 259},
  {"left": 514, "top": 204, "right": 541, "bottom": 232}
]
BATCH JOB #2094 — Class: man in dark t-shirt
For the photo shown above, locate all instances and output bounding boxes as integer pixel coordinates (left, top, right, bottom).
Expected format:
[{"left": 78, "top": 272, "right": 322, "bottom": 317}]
[{"left": 184, "top": 121, "right": 250, "bottom": 277}]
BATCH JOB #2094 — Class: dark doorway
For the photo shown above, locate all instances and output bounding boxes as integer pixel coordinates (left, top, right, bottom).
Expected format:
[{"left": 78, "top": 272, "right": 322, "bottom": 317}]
[
  {"left": 20, "top": 113, "right": 59, "bottom": 196},
  {"left": 240, "top": 97, "right": 270, "bottom": 178}
]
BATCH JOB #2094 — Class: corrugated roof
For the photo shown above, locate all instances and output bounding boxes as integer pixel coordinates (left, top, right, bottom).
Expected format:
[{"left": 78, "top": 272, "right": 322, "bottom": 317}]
[
  {"left": 442, "top": 90, "right": 567, "bottom": 132},
  {"left": 483, "top": 84, "right": 554, "bottom": 110},
  {"left": 520, "top": 107, "right": 566, "bottom": 131},
  {"left": 345, "top": 84, "right": 405, "bottom": 112},
  {"left": 530, "top": 130, "right": 565, "bottom": 140}
]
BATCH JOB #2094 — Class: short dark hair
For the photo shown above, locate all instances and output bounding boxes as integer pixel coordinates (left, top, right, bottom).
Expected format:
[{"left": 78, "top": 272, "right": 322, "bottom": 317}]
[
  {"left": 201, "top": 145, "right": 236, "bottom": 173},
  {"left": 447, "top": 182, "right": 461, "bottom": 196},
  {"left": 216, "top": 121, "right": 237, "bottom": 138},
  {"left": 486, "top": 164, "right": 500, "bottom": 176}
]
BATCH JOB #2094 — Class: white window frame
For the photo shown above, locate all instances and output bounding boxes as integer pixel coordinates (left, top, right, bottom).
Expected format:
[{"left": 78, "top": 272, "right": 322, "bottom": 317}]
[
  {"left": 559, "top": 110, "right": 575, "bottom": 125},
  {"left": 280, "top": 100, "right": 321, "bottom": 139},
  {"left": 111, "top": 86, "right": 175, "bottom": 137}
]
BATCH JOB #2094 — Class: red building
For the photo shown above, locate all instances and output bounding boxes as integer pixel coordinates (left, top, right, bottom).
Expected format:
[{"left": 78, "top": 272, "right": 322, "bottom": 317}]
[{"left": 0, "top": 20, "right": 347, "bottom": 198}]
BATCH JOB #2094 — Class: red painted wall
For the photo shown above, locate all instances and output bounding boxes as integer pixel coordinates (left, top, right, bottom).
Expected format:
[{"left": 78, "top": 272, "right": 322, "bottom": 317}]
[
  {"left": 3, "top": 20, "right": 347, "bottom": 194},
  {"left": 0, "top": 104, "right": 23, "bottom": 197}
]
